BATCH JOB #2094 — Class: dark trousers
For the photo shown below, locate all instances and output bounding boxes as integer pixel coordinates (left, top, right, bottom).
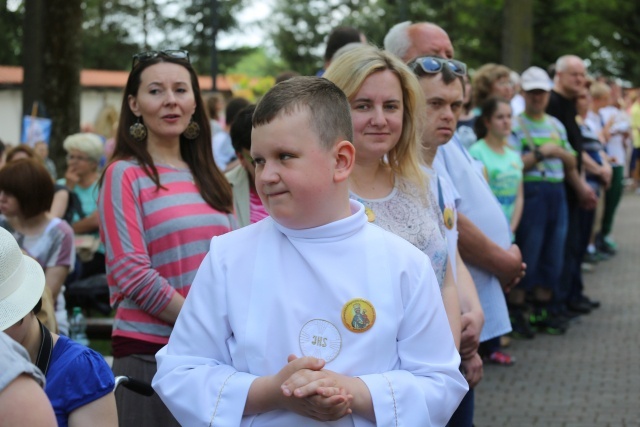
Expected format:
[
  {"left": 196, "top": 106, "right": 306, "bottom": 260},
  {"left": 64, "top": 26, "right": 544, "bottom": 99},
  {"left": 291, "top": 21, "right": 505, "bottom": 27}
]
[
  {"left": 601, "top": 166, "right": 624, "bottom": 237},
  {"left": 556, "top": 200, "right": 584, "bottom": 306},
  {"left": 447, "top": 387, "right": 474, "bottom": 427}
]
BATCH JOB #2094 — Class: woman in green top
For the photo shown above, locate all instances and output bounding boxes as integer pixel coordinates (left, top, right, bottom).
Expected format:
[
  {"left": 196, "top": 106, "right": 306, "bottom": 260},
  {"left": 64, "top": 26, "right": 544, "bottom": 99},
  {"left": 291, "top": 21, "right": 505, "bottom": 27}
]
[{"left": 470, "top": 97, "right": 523, "bottom": 236}]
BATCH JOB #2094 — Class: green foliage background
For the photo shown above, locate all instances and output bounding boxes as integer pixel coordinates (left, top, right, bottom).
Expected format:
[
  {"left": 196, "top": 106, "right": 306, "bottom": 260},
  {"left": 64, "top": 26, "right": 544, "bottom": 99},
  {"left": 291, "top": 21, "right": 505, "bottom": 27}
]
[
  {"left": 269, "top": 0, "right": 640, "bottom": 84},
  {"left": 1, "top": 0, "right": 639, "bottom": 82}
]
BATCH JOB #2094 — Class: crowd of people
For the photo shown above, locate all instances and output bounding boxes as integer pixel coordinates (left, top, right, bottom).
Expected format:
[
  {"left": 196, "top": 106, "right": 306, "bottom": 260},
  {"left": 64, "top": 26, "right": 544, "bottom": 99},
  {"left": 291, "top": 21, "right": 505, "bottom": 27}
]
[{"left": 1, "top": 17, "right": 639, "bottom": 427}]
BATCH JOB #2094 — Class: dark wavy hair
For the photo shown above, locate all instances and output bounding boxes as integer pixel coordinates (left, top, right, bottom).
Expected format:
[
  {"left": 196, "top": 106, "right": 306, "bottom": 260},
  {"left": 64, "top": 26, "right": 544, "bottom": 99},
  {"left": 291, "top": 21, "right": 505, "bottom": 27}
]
[
  {"left": 474, "top": 97, "right": 511, "bottom": 140},
  {"left": 102, "top": 54, "right": 232, "bottom": 213}
]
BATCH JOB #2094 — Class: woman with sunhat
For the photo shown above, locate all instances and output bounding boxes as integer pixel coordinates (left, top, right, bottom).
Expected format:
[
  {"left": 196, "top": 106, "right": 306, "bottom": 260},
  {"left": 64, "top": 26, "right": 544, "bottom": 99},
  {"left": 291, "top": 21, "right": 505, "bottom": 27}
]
[{"left": 0, "top": 227, "right": 117, "bottom": 427}]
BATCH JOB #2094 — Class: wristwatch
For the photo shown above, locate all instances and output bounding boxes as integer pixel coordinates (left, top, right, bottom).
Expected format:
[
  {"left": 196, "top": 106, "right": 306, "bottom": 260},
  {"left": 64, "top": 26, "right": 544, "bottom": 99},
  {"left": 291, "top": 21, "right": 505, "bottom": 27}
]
[{"left": 533, "top": 148, "right": 544, "bottom": 162}]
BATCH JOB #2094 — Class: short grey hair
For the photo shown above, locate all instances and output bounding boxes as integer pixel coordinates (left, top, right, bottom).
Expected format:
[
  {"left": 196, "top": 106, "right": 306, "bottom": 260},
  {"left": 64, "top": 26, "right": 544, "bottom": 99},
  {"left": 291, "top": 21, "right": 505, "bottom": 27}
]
[
  {"left": 63, "top": 133, "right": 104, "bottom": 163},
  {"left": 384, "top": 21, "right": 412, "bottom": 59},
  {"left": 555, "top": 55, "right": 583, "bottom": 73}
]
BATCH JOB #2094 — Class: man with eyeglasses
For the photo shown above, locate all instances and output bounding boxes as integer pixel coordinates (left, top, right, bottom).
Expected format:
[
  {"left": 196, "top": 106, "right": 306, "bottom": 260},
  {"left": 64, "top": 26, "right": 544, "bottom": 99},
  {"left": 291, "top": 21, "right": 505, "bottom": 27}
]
[
  {"left": 386, "top": 21, "right": 525, "bottom": 427},
  {"left": 546, "top": 55, "right": 600, "bottom": 316}
]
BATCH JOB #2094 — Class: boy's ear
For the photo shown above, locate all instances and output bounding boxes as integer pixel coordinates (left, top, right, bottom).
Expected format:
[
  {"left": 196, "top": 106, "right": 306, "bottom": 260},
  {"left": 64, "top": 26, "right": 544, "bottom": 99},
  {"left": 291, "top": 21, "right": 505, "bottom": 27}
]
[{"left": 333, "top": 140, "right": 355, "bottom": 183}]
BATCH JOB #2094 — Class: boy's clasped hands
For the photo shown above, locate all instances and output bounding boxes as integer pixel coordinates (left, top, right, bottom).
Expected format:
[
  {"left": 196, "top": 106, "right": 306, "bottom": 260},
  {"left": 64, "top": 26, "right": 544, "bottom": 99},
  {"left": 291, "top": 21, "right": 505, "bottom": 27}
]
[{"left": 276, "top": 354, "right": 354, "bottom": 421}]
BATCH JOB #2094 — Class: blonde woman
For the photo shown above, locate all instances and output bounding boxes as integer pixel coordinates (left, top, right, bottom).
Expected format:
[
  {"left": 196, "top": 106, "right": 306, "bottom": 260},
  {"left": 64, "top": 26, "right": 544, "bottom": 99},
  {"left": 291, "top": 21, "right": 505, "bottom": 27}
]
[{"left": 324, "top": 45, "right": 462, "bottom": 347}]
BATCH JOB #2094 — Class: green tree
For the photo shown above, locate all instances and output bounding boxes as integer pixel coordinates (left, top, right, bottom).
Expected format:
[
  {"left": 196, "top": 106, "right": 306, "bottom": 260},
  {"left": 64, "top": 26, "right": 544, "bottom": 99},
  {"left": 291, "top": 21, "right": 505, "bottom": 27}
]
[
  {"left": 44, "top": 0, "right": 83, "bottom": 172},
  {"left": 226, "top": 47, "right": 287, "bottom": 77},
  {"left": 162, "top": 0, "right": 247, "bottom": 76},
  {"left": 269, "top": 0, "right": 640, "bottom": 82},
  {"left": 21, "top": 0, "right": 83, "bottom": 171},
  {"left": 0, "top": 1, "right": 24, "bottom": 65}
]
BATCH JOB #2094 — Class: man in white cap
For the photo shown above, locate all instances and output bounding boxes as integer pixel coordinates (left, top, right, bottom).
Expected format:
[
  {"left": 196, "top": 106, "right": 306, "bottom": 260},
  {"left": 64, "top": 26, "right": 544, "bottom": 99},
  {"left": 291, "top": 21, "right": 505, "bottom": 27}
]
[{"left": 509, "top": 66, "right": 586, "bottom": 335}]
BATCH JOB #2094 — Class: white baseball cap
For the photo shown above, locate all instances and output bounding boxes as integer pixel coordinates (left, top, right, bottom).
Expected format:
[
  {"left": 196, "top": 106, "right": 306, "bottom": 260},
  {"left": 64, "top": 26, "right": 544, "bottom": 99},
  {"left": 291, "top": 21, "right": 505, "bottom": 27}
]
[
  {"left": 0, "top": 227, "right": 45, "bottom": 331},
  {"left": 521, "top": 66, "right": 552, "bottom": 92}
]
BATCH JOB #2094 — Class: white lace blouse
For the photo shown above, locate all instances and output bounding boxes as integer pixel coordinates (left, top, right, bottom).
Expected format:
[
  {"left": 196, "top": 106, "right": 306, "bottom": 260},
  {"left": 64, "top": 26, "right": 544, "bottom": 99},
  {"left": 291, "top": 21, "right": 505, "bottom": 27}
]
[{"left": 350, "top": 176, "right": 448, "bottom": 287}]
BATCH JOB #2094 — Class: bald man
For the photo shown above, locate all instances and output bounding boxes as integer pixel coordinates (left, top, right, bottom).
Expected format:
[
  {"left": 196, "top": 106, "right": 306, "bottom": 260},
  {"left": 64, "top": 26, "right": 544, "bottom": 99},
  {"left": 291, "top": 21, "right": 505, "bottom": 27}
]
[
  {"left": 546, "top": 54, "right": 600, "bottom": 316},
  {"left": 384, "top": 21, "right": 454, "bottom": 62}
]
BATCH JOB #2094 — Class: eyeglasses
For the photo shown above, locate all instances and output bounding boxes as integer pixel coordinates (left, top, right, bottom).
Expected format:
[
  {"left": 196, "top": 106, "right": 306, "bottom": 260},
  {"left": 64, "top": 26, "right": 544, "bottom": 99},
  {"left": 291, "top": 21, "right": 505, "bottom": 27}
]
[
  {"left": 409, "top": 56, "right": 467, "bottom": 77},
  {"left": 131, "top": 50, "right": 190, "bottom": 69},
  {"left": 66, "top": 154, "right": 91, "bottom": 162}
]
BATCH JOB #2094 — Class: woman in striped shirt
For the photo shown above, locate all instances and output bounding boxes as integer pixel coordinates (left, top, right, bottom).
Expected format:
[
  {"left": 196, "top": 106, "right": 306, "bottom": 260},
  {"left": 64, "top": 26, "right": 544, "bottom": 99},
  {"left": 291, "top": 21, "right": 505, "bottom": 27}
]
[{"left": 98, "top": 50, "right": 236, "bottom": 427}]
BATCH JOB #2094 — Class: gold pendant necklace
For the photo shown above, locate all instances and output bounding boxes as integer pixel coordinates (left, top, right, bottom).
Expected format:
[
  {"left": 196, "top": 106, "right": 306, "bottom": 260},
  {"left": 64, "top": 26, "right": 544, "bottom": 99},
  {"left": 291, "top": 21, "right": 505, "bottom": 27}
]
[{"left": 364, "top": 206, "right": 376, "bottom": 222}]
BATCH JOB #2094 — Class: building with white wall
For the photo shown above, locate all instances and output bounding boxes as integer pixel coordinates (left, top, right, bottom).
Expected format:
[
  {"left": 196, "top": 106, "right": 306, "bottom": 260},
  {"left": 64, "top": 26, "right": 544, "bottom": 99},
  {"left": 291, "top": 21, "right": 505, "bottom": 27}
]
[{"left": 0, "top": 66, "right": 230, "bottom": 146}]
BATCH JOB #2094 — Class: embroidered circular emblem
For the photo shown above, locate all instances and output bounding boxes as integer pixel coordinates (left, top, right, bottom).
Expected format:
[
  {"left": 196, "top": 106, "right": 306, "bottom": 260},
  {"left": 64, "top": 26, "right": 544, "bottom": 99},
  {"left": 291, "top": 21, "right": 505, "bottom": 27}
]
[
  {"left": 299, "top": 319, "right": 342, "bottom": 363},
  {"left": 342, "top": 298, "right": 375, "bottom": 333},
  {"left": 364, "top": 207, "right": 376, "bottom": 222},
  {"left": 443, "top": 207, "right": 455, "bottom": 230}
]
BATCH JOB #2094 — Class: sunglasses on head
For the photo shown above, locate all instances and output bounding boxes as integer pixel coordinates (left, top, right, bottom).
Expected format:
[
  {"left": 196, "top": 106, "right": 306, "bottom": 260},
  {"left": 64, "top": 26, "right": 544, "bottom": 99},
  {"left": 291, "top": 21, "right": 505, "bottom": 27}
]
[
  {"left": 131, "top": 50, "right": 190, "bottom": 69},
  {"left": 409, "top": 56, "right": 467, "bottom": 77}
]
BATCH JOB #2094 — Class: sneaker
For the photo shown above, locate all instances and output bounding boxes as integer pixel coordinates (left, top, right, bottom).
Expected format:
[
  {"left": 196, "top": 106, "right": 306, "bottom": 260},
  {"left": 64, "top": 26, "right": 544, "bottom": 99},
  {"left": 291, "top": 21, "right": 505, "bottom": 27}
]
[
  {"left": 579, "top": 295, "right": 601, "bottom": 309},
  {"left": 510, "top": 309, "right": 536, "bottom": 339},
  {"left": 567, "top": 299, "right": 592, "bottom": 314},
  {"left": 594, "top": 233, "right": 616, "bottom": 256},
  {"left": 581, "top": 262, "right": 595, "bottom": 273},
  {"left": 484, "top": 350, "right": 515, "bottom": 366},
  {"left": 529, "top": 308, "right": 567, "bottom": 335},
  {"left": 583, "top": 252, "right": 600, "bottom": 264},
  {"left": 603, "top": 236, "right": 618, "bottom": 251}
]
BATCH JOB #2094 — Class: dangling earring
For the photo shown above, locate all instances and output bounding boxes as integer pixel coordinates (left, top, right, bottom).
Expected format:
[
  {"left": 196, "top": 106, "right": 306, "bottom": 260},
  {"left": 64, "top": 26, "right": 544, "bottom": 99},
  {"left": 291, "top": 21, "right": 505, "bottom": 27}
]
[
  {"left": 182, "top": 117, "right": 200, "bottom": 140},
  {"left": 129, "top": 117, "right": 147, "bottom": 141}
]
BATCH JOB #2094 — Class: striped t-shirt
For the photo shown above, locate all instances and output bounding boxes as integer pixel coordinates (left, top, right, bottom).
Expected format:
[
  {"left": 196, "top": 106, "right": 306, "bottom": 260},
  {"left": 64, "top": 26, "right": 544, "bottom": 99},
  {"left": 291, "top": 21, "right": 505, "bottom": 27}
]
[
  {"left": 99, "top": 160, "right": 236, "bottom": 354},
  {"left": 509, "top": 113, "right": 576, "bottom": 183}
]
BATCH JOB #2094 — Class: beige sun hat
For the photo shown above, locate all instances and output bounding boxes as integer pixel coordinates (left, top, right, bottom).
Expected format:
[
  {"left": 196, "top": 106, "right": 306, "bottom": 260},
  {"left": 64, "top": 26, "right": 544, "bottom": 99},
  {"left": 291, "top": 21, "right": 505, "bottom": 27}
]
[{"left": 0, "top": 227, "right": 45, "bottom": 331}]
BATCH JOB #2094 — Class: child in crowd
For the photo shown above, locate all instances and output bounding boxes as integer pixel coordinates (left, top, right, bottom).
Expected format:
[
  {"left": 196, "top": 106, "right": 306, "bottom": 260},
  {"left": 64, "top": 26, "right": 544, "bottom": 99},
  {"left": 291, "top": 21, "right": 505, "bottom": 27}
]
[
  {"left": 153, "top": 77, "right": 467, "bottom": 426},
  {"left": 225, "top": 104, "right": 269, "bottom": 227},
  {"left": 470, "top": 97, "right": 524, "bottom": 237}
]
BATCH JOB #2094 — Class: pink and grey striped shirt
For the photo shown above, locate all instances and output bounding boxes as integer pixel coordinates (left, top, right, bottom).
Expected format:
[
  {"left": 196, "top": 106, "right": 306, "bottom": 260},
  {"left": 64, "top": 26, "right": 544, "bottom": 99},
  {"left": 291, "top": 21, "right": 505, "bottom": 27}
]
[{"left": 99, "top": 160, "right": 236, "bottom": 354}]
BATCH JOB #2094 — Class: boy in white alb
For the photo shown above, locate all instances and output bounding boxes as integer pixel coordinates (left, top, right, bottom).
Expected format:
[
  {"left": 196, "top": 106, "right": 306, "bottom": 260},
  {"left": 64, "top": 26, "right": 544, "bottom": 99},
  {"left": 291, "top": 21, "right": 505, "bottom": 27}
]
[{"left": 153, "top": 77, "right": 468, "bottom": 426}]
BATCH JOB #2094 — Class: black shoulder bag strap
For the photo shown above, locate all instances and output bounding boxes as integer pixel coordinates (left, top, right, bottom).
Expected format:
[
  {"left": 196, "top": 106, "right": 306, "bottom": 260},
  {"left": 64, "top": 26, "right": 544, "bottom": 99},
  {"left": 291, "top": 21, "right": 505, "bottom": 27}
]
[{"left": 35, "top": 319, "right": 54, "bottom": 376}]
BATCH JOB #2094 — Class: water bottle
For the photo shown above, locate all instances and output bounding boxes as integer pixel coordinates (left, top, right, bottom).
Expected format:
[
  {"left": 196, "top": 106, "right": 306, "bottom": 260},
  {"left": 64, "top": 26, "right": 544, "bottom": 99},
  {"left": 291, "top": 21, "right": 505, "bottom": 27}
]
[{"left": 69, "top": 307, "right": 89, "bottom": 346}]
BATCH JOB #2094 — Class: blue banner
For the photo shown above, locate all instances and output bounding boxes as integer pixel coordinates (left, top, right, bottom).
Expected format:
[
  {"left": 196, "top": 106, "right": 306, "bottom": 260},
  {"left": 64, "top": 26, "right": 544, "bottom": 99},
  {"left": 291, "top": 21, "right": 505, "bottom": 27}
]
[{"left": 21, "top": 116, "right": 52, "bottom": 146}]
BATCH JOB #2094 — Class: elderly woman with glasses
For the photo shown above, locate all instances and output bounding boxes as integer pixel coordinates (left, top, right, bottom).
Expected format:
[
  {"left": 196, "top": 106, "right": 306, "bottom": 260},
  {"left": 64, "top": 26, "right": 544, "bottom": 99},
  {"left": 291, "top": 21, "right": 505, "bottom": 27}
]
[
  {"left": 98, "top": 49, "right": 236, "bottom": 427},
  {"left": 57, "top": 132, "right": 105, "bottom": 279}
]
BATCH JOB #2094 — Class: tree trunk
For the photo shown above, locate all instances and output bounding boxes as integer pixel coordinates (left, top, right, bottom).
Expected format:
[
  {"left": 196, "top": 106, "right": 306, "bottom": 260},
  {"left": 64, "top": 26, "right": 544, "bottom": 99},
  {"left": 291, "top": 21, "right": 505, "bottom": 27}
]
[
  {"left": 43, "top": 0, "right": 82, "bottom": 173},
  {"left": 501, "top": 0, "right": 533, "bottom": 73},
  {"left": 21, "top": 0, "right": 45, "bottom": 118}
]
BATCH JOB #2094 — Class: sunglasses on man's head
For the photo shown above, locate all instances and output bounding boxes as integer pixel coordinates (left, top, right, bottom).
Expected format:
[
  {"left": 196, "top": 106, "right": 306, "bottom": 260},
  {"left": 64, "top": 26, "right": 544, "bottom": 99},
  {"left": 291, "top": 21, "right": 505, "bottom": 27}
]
[
  {"left": 131, "top": 50, "right": 190, "bottom": 69},
  {"left": 409, "top": 56, "right": 467, "bottom": 77}
]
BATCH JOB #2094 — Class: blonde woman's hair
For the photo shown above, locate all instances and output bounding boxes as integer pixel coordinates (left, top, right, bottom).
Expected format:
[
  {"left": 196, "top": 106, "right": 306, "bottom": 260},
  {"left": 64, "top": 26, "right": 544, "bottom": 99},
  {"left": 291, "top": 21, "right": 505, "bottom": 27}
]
[
  {"left": 323, "top": 44, "right": 427, "bottom": 189},
  {"left": 589, "top": 81, "right": 610, "bottom": 100}
]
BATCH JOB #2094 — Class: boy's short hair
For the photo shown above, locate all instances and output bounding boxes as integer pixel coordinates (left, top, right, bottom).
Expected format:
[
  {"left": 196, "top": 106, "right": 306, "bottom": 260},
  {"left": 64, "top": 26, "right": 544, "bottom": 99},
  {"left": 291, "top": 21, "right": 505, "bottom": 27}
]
[
  {"left": 225, "top": 97, "right": 250, "bottom": 127},
  {"left": 253, "top": 77, "right": 353, "bottom": 150},
  {"left": 230, "top": 104, "right": 256, "bottom": 153}
]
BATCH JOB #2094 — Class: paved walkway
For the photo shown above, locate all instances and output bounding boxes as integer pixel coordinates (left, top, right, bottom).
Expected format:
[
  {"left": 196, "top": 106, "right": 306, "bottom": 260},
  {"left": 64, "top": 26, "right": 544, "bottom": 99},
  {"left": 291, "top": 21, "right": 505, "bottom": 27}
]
[{"left": 474, "top": 192, "right": 640, "bottom": 427}]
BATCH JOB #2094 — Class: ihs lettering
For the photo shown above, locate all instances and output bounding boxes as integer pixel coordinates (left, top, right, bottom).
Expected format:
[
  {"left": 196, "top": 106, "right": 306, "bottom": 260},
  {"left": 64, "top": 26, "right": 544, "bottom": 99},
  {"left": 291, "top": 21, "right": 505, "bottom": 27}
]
[{"left": 311, "top": 336, "right": 327, "bottom": 347}]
